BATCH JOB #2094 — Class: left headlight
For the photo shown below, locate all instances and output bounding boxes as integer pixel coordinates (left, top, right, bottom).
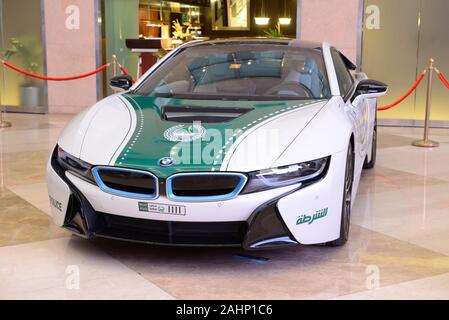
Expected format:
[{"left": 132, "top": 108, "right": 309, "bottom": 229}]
[
  {"left": 241, "top": 156, "right": 329, "bottom": 194},
  {"left": 53, "top": 145, "right": 95, "bottom": 183}
]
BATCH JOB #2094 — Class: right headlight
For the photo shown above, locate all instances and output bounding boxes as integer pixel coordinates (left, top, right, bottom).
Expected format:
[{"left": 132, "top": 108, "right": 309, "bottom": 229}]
[{"left": 241, "top": 156, "right": 329, "bottom": 194}]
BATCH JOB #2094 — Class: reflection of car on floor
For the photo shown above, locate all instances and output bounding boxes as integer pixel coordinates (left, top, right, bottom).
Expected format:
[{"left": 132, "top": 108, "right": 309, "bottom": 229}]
[{"left": 47, "top": 39, "right": 387, "bottom": 249}]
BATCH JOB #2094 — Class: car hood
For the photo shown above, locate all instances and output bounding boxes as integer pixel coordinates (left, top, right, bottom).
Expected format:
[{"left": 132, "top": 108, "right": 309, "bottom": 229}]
[{"left": 75, "top": 94, "right": 327, "bottom": 177}]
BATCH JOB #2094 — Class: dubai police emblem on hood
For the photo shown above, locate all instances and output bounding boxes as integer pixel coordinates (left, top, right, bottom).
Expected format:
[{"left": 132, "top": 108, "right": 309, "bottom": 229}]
[{"left": 163, "top": 123, "right": 206, "bottom": 142}]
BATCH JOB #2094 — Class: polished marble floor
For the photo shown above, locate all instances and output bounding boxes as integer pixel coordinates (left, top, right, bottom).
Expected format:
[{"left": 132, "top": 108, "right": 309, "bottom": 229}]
[{"left": 1, "top": 113, "right": 449, "bottom": 299}]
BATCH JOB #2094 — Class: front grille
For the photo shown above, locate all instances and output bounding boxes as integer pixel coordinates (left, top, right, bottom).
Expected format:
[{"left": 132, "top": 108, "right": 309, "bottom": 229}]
[
  {"left": 92, "top": 167, "right": 158, "bottom": 199},
  {"left": 97, "top": 213, "right": 247, "bottom": 245},
  {"left": 166, "top": 172, "right": 247, "bottom": 201}
]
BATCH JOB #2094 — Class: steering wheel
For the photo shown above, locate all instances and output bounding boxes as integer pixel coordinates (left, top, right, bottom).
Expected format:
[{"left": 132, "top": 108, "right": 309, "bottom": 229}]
[{"left": 265, "top": 81, "right": 314, "bottom": 98}]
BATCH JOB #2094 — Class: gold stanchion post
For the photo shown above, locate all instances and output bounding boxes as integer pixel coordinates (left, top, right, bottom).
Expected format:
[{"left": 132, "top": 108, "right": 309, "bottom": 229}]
[
  {"left": 0, "top": 112, "right": 12, "bottom": 128},
  {"left": 412, "top": 58, "right": 439, "bottom": 148},
  {"left": 112, "top": 54, "right": 117, "bottom": 77}
]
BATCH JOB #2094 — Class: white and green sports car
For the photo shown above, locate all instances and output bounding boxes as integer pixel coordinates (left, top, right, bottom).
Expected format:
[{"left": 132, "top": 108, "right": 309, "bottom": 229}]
[{"left": 47, "top": 39, "right": 387, "bottom": 249}]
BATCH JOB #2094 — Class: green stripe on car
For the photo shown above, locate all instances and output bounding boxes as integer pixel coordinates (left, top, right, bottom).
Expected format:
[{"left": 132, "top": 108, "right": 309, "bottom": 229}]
[{"left": 114, "top": 94, "right": 320, "bottom": 178}]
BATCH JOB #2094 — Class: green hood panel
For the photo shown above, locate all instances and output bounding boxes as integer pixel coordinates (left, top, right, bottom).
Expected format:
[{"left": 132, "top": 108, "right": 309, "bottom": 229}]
[{"left": 114, "top": 94, "right": 324, "bottom": 177}]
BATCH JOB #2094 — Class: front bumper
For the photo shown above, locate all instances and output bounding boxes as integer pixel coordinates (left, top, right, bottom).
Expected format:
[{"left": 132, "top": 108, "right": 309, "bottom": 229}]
[{"left": 47, "top": 148, "right": 346, "bottom": 249}]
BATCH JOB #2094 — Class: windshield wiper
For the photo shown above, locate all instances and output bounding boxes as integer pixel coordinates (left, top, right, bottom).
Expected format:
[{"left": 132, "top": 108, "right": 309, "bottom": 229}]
[{"left": 153, "top": 92, "right": 174, "bottom": 98}]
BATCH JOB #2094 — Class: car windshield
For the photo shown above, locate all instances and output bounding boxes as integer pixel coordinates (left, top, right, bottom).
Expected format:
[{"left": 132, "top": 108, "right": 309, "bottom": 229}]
[{"left": 133, "top": 44, "right": 331, "bottom": 100}]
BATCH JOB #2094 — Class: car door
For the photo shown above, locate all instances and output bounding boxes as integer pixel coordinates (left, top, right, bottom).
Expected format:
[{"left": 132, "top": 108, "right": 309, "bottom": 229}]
[{"left": 331, "top": 48, "right": 370, "bottom": 160}]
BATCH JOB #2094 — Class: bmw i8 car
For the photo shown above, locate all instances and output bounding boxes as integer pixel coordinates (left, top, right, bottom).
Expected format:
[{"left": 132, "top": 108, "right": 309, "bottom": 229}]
[{"left": 47, "top": 39, "right": 387, "bottom": 249}]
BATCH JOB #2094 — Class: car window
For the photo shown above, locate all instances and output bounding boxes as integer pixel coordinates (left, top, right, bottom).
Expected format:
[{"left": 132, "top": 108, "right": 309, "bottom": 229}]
[
  {"left": 133, "top": 44, "right": 332, "bottom": 101},
  {"left": 331, "top": 48, "right": 354, "bottom": 99}
]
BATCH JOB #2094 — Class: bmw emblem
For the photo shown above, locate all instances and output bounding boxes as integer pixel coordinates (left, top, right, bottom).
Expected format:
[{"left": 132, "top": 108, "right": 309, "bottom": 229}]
[{"left": 158, "top": 157, "right": 175, "bottom": 167}]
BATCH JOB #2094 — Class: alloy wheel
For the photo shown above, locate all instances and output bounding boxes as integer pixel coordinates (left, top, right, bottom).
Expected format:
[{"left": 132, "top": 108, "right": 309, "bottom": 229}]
[{"left": 342, "top": 146, "right": 354, "bottom": 239}]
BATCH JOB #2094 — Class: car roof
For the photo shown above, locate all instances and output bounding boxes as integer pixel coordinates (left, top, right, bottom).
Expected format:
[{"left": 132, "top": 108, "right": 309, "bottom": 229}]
[
  {"left": 187, "top": 38, "right": 323, "bottom": 50},
  {"left": 186, "top": 38, "right": 357, "bottom": 70}
]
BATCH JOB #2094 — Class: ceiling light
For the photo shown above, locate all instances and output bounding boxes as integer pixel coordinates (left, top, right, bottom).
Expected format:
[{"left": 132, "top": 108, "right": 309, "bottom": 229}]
[
  {"left": 255, "top": 17, "right": 270, "bottom": 25},
  {"left": 279, "top": 17, "right": 291, "bottom": 25}
]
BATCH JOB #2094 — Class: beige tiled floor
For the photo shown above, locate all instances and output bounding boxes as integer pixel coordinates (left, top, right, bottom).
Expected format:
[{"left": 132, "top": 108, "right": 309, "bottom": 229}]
[
  {"left": 0, "top": 238, "right": 174, "bottom": 299},
  {"left": 1, "top": 113, "right": 449, "bottom": 299},
  {"left": 94, "top": 225, "right": 449, "bottom": 299},
  {"left": 334, "top": 273, "right": 449, "bottom": 300}
]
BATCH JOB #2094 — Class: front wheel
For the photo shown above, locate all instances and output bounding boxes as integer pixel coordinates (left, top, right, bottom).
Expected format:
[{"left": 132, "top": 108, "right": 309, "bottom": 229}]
[{"left": 326, "top": 142, "right": 354, "bottom": 246}]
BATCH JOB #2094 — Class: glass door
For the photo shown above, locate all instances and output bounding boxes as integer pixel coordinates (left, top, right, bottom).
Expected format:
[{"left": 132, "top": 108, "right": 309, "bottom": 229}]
[
  {"left": 414, "top": 0, "right": 449, "bottom": 122},
  {"left": 361, "top": 0, "right": 420, "bottom": 121},
  {"left": 0, "top": 0, "right": 47, "bottom": 114},
  {"left": 361, "top": 0, "right": 449, "bottom": 124},
  {"left": 102, "top": 0, "right": 139, "bottom": 96}
]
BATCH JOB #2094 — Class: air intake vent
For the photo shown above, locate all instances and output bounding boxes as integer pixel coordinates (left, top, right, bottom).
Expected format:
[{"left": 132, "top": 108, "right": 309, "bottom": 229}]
[
  {"left": 92, "top": 167, "right": 158, "bottom": 199},
  {"left": 162, "top": 105, "right": 253, "bottom": 123},
  {"left": 167, "top": 172, "right": 247, "bottom": 201},
  {"left": 98, "top": 213, "right": 248, "bottom": 245}
]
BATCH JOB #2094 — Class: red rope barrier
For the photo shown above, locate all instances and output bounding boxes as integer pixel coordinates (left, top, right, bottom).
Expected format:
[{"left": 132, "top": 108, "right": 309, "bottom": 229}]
[
  {"left": 436, "top": 68, "right": 449, "bottom": 90},
  {"left": 119, "top": 64, "right": 129, "bottom": 76},
  {"left": 1, "top": 60, "right": 110, "bottom": 81},
  {"left": 118, "top": 63, "right": 135, "bottom": 83},
  {"left": 377, "top": 70, "right": 426, "bottom": 111}
]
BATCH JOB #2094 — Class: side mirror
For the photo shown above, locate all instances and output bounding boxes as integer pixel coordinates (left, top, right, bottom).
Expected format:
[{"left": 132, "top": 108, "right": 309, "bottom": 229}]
[
  {"left": 109, "top": 75, "right": 133, "bottom": 92},
  {"left": 351, "top": 79, "right": 388, "bottom": 105}
]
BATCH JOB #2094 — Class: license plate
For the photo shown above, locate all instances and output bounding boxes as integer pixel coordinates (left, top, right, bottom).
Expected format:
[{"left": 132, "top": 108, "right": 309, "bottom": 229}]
[{"left": 138, "top": 202, "right": 186, "bottom": 216}]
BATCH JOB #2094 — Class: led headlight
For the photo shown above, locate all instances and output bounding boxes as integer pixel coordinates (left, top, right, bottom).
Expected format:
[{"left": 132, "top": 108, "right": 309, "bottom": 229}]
[
  {"left": 241, "top": 156, "right": 329, "bottom": 194},
  {"left": 53, "top": 145, "right": 95, "bottom": 183}
]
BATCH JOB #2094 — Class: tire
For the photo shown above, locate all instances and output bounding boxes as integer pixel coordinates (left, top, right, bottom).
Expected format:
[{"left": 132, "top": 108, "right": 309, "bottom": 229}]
[
  {"left": 363, "top": 119, "right": 377, "bottom": 169},
  {"left": 326, "top": 142, "right": 354, "bottom": 247}
]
